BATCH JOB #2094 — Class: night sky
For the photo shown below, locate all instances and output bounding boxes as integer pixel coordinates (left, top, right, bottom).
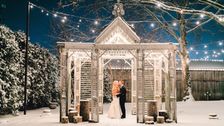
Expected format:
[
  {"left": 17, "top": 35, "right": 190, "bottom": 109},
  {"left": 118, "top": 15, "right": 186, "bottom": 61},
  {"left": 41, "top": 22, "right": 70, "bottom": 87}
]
[{"left": 1, "top": 0, "right": 224, "bottom": 59}]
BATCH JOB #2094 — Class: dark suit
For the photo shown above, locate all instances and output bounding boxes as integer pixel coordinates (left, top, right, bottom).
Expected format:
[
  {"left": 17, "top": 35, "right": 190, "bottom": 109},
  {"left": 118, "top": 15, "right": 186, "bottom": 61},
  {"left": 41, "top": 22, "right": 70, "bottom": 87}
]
[{"left": 117, "top": 85, "right": 126, "bottom": 118}]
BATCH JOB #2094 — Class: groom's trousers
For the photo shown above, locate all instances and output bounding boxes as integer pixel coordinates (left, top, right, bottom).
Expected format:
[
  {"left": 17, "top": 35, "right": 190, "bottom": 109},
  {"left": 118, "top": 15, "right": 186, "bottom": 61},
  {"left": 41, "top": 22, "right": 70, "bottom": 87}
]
[{"left": 120, "top": 101, "right": 126, "bottom": 118}]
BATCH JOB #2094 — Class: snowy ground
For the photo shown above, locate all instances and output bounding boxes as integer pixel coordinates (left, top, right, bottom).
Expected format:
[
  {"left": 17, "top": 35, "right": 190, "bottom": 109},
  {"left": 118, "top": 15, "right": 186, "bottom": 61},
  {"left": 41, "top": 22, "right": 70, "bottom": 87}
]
[{"left": 0, "top": 101, "right": 224, "bottom": 126}]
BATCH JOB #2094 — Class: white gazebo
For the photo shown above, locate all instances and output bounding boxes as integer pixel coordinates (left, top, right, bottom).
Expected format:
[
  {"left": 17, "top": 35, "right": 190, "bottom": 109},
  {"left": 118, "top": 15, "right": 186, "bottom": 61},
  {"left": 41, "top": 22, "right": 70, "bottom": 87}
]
[{"left": 57, "top": 1, "right": 177, "bottom": 123}]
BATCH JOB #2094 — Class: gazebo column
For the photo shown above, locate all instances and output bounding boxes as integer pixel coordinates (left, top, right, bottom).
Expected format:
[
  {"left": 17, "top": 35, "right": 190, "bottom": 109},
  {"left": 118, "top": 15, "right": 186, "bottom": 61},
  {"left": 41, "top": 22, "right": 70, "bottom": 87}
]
[
  {"left": 66, "top": 52, "right": 72, "bottom": 116},
  {"left": 170, "top": 50, "right": 177, "bottom": 122},
  {"left": 90, "top": 48, "right": 99, "bottom": 122},
  {"left": 74, "top": 59, "right": 81, "bottom": 114},
  {"left": 136, "top": 49, "right": 145, "bottom": 123},
  {"left": 154, "top": 59, "right": 162, "bottom": 112},
  {"left": 165, "top": 54, "right": 171, "bottom": 119},
  {"left": 131, "top": 57, "right": 137, "bottom": 115},
  {"left": 98, "top": 57, "right": 104, "bottom": 114},
  {"left": 59, "top": 48, "right": 67, "bottom": 122}
]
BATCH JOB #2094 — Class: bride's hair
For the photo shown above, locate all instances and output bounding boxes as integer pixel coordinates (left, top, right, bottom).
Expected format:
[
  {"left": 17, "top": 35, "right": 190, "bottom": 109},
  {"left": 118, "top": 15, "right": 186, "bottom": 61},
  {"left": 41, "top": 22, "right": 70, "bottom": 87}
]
[{"left": 112, "top": 81, "right": 120, "bottom": 96}]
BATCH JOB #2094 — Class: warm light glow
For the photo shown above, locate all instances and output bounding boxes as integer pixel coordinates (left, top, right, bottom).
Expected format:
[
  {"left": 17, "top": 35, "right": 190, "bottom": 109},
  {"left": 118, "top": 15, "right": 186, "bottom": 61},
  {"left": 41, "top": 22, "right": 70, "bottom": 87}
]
[
  {"left": 91, "top": 29, "right": 95, "bottom": 33},
  {"left": 131, "top": 24, "right": 134, "bottom": 28},
  {"left": 196, "top": 21, "right": 200, "bottom": 25},
  {"left": 150, "top": 23, "right": 155, "bottom": 28},
  {"left": 180, "top": 10, "right": 184, "bottom": 14},
  {"left": 70, "top": 39, "right": 74, "bottom": 42},
  {"left": 61, "top": 19, "right": 66, "bottom": 23},
  {"left": 63, "top": 16, "right": 67, "bottom": 20},
  {"left": 172, "top": 22, "right": 177, "bottom": 27},
  {"left": 156, "top": 3, "right": 162, "bottom": 7},
  {"left": 30, "top": 4, "right": 34, "bottom": 9},
  {"left": 94, "top": 20, "right": 99, "bottom": 25},
  {"left": 53, "top": 13, "right": 58, "bottom": 17},
  {"left": 200, "top": 14, "right": 205, "bottom": 18}
]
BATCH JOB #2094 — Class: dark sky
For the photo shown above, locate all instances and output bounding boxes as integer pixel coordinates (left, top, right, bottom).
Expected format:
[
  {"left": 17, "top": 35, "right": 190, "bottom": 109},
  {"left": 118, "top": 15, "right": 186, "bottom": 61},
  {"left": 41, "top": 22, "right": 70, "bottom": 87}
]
[{"left": 1, "top": 0, "right": 223, "bottom": 60}]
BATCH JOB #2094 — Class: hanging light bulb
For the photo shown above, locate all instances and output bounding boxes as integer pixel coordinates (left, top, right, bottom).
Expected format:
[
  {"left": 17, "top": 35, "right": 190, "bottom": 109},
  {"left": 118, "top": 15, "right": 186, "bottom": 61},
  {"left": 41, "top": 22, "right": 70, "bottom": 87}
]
[
  {"left": 156, "top": 3, "right": 162, "bottom": 8},
  {"left": 219, "top": 41, "right": 223, "bottom": 46},
  {"left": 41, "top": 10, "right": 44, "bottom": 13},
  {"left": 79, "top": 19, "right": 82, "bottom": 22},
  {"left": 63, "top": 16, "right": 67, "bottom": 20},
  {"left": 131, "top": 24, "right": 134, "bottom": 28},
  {"left": 70, "top": 39, "right": 74, "bottom": 42},
  {"left": 46, "top": 13, "right": 49, "bottom": 16},
  {"left": 204, "top": 45, "right": 207, "bottom": 48},
  {"left": 77, "top": 25, "right": 80, "bottom": 28},
  {"left": 190, "top": 47, "right": 194, "bottom": 51},
  {"left": 213, "top": 51, "right": 216, "bottom": 54}
]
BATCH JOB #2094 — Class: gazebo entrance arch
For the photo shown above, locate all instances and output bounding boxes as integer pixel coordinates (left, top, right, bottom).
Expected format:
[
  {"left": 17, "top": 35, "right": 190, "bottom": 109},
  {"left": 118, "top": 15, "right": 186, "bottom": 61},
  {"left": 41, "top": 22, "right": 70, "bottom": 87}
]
[{"left": 57, "top": 2, "right": 177, "bottom": 123}]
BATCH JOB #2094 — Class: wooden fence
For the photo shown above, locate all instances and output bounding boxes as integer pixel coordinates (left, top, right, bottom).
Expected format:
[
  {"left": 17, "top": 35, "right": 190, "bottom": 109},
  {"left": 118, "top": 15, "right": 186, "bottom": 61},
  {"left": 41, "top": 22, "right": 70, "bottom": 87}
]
[{"left": 176, "top": 70, "right": 224, "bottom": 101}]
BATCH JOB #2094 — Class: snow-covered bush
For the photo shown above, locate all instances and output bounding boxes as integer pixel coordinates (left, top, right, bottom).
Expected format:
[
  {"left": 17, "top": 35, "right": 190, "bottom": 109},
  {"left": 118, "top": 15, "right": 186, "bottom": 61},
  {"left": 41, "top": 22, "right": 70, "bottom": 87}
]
[{"left": 0, "top": 25, "right": 59, "bottom": 114}]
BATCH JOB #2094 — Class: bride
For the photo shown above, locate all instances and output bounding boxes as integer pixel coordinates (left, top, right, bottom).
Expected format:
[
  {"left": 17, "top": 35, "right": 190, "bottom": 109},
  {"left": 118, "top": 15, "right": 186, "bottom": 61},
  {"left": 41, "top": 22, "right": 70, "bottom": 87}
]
[{"left": 107, "top": 80, "right": 121, "bottom": 119}]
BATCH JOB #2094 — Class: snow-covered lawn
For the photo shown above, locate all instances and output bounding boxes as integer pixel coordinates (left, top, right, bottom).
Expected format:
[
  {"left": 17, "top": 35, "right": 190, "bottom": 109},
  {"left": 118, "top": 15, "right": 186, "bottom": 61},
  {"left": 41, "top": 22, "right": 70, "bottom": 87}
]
[{"left": 1, "top": 101, "right": 224, "bottom": 126}]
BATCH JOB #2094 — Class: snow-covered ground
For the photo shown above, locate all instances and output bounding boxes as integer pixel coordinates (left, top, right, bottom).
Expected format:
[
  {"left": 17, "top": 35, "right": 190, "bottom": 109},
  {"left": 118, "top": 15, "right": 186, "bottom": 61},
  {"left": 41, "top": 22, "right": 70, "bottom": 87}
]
[{"left": 0, "top": 101, "right": 224, "bottom": 126}]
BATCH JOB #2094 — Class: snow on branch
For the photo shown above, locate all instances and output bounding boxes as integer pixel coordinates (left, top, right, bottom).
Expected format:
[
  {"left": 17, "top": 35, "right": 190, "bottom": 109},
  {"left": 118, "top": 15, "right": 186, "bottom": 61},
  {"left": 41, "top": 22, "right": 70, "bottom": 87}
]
[{"left": 140, "top": 0, "right": 224, "bottom": 25}]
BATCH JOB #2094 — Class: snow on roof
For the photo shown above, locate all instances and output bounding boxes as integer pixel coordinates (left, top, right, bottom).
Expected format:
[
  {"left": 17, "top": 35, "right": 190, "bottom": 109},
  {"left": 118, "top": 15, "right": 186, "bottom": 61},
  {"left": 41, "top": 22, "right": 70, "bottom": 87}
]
[{"left": 177, "top": 59, "right": 224, "bottom": 71}]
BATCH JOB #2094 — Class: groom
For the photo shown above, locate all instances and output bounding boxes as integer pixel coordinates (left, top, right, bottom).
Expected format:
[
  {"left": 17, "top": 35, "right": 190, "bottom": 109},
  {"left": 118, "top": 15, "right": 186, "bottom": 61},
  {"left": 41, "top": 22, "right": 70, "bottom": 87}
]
[{"left": 117, "top": 80, "right": 126, "bottom": 119}]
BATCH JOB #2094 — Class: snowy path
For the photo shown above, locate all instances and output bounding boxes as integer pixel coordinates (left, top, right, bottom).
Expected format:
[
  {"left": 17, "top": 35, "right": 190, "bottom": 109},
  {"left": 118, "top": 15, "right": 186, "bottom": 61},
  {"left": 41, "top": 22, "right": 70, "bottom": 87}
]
[{"left": 1, "top": 101, "right": 224, "bottom": 126}]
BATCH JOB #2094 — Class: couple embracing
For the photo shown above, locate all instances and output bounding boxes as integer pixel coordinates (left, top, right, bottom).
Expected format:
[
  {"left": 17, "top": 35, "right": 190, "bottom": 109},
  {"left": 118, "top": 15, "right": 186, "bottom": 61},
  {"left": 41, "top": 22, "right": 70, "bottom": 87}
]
[{"left": 107, "top": 80, "right": 126, "bottom": 119}]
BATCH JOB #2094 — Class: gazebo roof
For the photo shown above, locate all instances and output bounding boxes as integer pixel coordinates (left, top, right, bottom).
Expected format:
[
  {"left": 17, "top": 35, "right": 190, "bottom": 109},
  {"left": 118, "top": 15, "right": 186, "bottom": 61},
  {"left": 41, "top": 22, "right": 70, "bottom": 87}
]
[{"left": 95, "top": 17, "right": 140, "bottom": 44}]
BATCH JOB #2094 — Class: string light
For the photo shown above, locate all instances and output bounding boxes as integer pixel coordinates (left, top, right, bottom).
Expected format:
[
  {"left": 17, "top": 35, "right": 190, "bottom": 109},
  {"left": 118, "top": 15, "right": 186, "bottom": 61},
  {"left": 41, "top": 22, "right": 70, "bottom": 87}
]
[
  {"left": 204, "top": 51, "right": 208, "bottom": 54},
  {"left": 190, "top": 47, "right": 194, "bottom": 51},
  {"left": 30, "top": 4, "right": 34, "bottom": 9},
  {"left": 70, "top": 39, "right": 74, "bottom": 42},
  {"left": 41, "top": 9, "right": 44, "bottom": 13},
  {"left": 46, "top": 13, "right": 49, "bottom": 16},
  {"left": 196, "top": 21, "right": 200, "bottom": 25},
  {"left": 196, "top": 51, "right": 199, "bottom": 55},
  {"left": 79, "top": 19, "right": 82, "bottom": 22},
  {"left": 156, "top": 3, "right": 162, "bottom": 8},
  {"left": 53, "top": 13, "right": 58, "bottom": 17},
  {"left": 94, "top": 20, "right": 99, "bottom": 25},
  {"left": 91, "top": 29, "right": 95, "bottom": 33},
  {"left": 219, "top": 42, "right": 223, "bottom": 46},
  {"left": 61, "top": 19, "right": 66, "bottom": 23},
  {"left": 204, "top": 45, "right": 207, "bottom": 48},
  {"left": 131, "top": 24, "right": 134, "bottom": 28},
  {"left": 200, "top": 14, "right": 205, "bottom": 19},
  {"left": 77, "top": 25, "right": 80, "bottom": 28},
  {"left": 150, "top": 23, "right": 155, "bottom": 28},
  {"left": 172, "top": 22, "right": 177, "bottom": 27},
  {"left": 63, "top": 16, "right": 67, "bottom": 20}
]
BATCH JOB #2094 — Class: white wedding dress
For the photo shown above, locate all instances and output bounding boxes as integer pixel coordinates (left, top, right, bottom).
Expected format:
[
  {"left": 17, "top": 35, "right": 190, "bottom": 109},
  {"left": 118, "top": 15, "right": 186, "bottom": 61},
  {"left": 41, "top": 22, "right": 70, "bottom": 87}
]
[{"left": 107, "top": 96, "right": 121, "bottom": 119}]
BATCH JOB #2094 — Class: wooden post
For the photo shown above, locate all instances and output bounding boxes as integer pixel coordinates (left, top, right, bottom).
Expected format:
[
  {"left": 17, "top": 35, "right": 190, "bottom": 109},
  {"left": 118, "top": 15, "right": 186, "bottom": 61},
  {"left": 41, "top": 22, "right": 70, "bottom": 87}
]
[
  {"left": 59, "top": 47, "right": 67, "bottom": 122},
  {"left": 137, "top": 49, "right": 145, "bottom": 123},
  {"left": 66, "top": 51, "right": 72, "bottom": 116},
  {"left": 90, "top": 47, "right": 99, "bottom": 123},
  {"left": 98, "top": 57, "right": 104, "bottom": 114},
  {"left": 131, "top": 57, "right": 137, "bottom": 115},
  {"left": 165, "top": 53, "right": 171, "bottom": 119}
]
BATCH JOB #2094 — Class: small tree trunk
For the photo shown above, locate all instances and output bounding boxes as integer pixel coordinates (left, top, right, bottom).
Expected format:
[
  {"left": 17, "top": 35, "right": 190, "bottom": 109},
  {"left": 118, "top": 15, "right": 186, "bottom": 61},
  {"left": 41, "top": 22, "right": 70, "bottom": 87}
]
[{"left": 179, "top": 14, "right": 190, "bottom": 100}]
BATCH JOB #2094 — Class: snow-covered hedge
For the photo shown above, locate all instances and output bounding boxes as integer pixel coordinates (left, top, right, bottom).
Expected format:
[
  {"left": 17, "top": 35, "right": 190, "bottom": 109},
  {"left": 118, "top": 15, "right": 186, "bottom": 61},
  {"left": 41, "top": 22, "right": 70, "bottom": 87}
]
[{"left": 0, "top": 25, "right": 59, "bottom": 115}]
